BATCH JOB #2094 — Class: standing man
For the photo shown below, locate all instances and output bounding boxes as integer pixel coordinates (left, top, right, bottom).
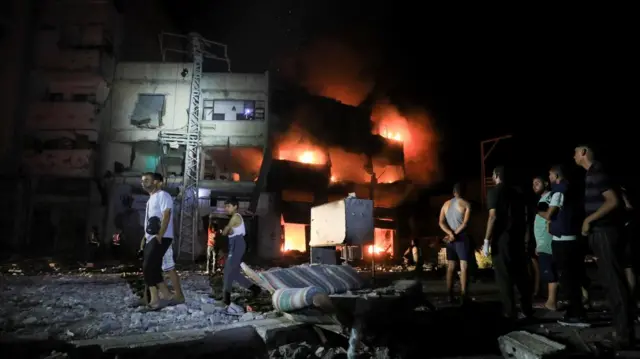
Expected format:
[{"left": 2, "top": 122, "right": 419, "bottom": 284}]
[
  {"left": 531, "top": 175, "right": 559, "bottom": 311},
  {"left": 620, "top": 187, "right": 638, "bottom": 303},
  {"left": 575, "top": 145, "right": 635, "bottom": 349},
  {"left": 483, "top": 166, "right": 533, "bottom": 320},
  {"left": 544, "top": 165, "right": 588, "bottom": 327},
  {"left": 439, "top": 183, "right": 472, "bottom": 303},
  {"left": 141, "top": 172, "right": 175, "bottom": 310},
  {"left": 206, "top": 214, "right": 220, "bottom": 275},
  {"left": 220, "top": 197, "right": 261, "bottom": 314}
]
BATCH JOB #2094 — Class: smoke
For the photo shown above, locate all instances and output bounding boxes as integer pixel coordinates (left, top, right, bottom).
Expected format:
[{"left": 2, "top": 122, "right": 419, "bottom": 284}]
[
  {"left": 281, "top": 37, "right": 377, "bottom": 106},
  {"left": 371, "top": 99, "right": 440, "bottom": 185},
  {"left": 280, "top": 36, "right": 440, "bottom": 185}
]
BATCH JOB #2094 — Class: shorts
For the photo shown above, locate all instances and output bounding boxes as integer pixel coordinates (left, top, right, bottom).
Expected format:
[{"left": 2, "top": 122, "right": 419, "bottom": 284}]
[
  {"left": 537, "top": 252, "right": 557, "bottom": 283},
  {"left": 446, "top": 233, "right": 471, "bottom": 262},
  {"left": 162, "top": 246, "right": 175, "bottom": 272}
]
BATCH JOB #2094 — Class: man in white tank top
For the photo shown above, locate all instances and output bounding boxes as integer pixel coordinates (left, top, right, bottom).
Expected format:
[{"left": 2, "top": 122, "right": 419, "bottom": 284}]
[{"left": 218, "top": 197, "right": 261, "bottom": 315}]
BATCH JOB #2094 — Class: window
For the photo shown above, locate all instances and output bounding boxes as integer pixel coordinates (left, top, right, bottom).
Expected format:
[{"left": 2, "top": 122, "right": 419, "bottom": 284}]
[
  {"left": 130, "top": 94, "right": 165, "bottom": 128},
  {"left": 202, "top": 100, "right": 266, "bottom": 121}
]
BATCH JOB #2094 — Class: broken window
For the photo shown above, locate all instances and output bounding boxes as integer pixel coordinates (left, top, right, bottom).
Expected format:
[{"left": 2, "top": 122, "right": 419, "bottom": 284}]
[
  {"left": 204, "top": 100, "right": 263, "bottom": 121},
  {"left": 130, "top": 94, "right": 165, "bottom": 128}
]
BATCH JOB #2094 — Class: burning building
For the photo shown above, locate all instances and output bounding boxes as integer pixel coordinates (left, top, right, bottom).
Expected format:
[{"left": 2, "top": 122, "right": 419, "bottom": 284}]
[{"left": 260, "top": 91, "right": 429, "bottom": 260}]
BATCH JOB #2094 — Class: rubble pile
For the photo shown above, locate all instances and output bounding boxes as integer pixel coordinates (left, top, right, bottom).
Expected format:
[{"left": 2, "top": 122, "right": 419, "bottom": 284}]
[
  {"left": 0, "top": 273, "right": 264, "bottom": 340},
  {"left": 268, "top": 342, "right": 392, "bottom": 359}
]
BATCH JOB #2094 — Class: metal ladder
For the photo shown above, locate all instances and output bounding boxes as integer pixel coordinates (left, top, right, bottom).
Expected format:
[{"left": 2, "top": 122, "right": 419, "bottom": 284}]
[{"left": 158, "top": 32, "right": 230, "bottom": 261}]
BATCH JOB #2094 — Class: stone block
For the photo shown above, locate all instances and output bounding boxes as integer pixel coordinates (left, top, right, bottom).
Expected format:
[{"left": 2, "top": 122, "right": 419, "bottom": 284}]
[{"left": 498, "top": 331, "right": 566, "bottom": 359}]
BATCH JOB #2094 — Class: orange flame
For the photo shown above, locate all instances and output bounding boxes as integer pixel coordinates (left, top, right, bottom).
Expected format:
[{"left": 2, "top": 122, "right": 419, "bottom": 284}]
[
  {"left": 380, "top": 126, "right": 403, "bottom": 142},
  {"left": 371, "top": 100, "right": 439, "bottom": 185},
  {"left": 282, "top": 223, "right": 307, "bottom": 252},
  {"left": 275, "top": 124, "right": 327, "bottom": 165}
]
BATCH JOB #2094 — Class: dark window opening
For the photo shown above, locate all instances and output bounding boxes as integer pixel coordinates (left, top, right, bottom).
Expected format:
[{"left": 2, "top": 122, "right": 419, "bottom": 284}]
[{"left": 130, "top": 94, "right": 165, "bottom": 128}]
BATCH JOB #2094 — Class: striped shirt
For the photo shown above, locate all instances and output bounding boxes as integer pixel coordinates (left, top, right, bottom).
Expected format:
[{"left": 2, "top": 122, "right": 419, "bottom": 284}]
[{"left": 584, "top": 161, "right": 619, "bottom": 228}]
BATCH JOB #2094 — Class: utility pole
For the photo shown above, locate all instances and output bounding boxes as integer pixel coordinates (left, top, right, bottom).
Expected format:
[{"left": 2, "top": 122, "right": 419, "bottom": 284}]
[{"left": 480, "top": 135, "right": 512, "bottom": 205}]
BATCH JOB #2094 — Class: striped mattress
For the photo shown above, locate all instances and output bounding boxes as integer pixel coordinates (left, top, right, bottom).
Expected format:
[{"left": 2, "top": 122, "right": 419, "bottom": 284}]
[{"left": 241, "top": 263, "right": 365, "bottom": 294}]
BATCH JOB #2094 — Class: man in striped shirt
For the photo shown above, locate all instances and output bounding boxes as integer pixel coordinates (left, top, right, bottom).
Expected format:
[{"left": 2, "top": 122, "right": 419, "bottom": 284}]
[{"left": 574, "top": 144, "right": 635, "bottom": 349}]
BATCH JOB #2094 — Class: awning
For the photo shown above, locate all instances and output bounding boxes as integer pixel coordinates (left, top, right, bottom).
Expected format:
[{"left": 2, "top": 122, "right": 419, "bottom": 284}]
[{"left": 131, "top": 95, "right": 165, "bottom": 126}]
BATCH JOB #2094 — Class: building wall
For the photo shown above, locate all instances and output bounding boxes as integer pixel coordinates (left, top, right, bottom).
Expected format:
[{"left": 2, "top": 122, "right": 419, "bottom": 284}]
[
  {"left": 102, "top": 62, "right": 269, "bottom": 176},
  {"left": 0, "top": 0, "right": 33, "bottom": 167}
]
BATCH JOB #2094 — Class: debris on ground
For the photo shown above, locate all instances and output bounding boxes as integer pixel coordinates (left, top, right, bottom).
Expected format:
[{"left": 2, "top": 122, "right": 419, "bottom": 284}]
[
  {"left": 268, "top": 341, "right": 393, "bottom": 359},
  {"left": 0, "top": 272, "right": 264, "bottom": 340}
]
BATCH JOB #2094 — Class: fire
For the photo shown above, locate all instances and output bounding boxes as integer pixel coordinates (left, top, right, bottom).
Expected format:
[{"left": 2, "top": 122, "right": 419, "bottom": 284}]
[
  {"left": 380, "top": 126, "right": 402, "bottom": 142},
  {"left": 275, "top": 124, "right": 327, "bottom": 165},
  {"left": 282, "top": 223, "right": 307, "bottom": 252},
  {"left": 367, "top": 229, "right": 395, "bottom": 256},
  {"left": 367, "top": 245, "right": 384, "bottom": 254},
  {"left": 330, "top": 175, "right": 336, "bottom": 182},
  {"left": 371, "top": 100, "right": 439, "bottom": 185},
  {"left": 299, "top": 151, "right": 315, "bottom": 164}
]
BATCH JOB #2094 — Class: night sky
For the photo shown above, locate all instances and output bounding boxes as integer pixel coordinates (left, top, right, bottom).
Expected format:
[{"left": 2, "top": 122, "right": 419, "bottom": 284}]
[{"left": 159, "top": 1, "right": 635, "bottom": 186}]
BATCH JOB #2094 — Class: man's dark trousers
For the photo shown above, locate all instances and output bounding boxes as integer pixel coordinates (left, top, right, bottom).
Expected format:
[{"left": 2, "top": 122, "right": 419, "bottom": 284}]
[
  {"left": 589, "top": 226, "right": 635, "bottom": 342},
  {"left": 492, "top": 231, "right": 533, "bottom": 318},
  {"left": 552, "top": 239, "right": 585, "bottom": 318}
]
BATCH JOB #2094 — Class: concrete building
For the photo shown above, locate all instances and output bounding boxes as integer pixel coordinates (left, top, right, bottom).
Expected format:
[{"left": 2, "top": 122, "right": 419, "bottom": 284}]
[
  {"left": 11, "top": 0, "right": 124, "bottom": 256},
  {"left": 101, "top": 56, "right": 272, "bottom": 259}
]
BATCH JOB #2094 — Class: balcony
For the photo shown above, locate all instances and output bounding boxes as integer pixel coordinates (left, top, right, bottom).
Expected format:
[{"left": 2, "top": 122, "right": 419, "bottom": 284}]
[
  {"left": 26, "top": 102, "right": 99, "bottom": 131},
  {"left": 201, "top": 121, "right": 267, "bottom": 147},
  {"left": 22, "top": 149, "right": 95, "bottom": 178}
]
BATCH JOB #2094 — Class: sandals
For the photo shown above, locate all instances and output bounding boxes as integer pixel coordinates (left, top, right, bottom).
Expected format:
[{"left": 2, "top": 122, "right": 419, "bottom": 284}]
[{"left": 145, "top": 299, "right": 170, "bottom": 312}]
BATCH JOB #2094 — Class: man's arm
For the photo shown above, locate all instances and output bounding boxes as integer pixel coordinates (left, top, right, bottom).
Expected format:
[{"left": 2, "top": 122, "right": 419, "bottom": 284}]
[
  {"left": 586, "top": 189, "right": 619, "bottom": 223},
  {"left": 454, "top": 201, "right": 471, "bottom": 235},
  {"left": 540, "top": 192, "right": 561, "bottom": 220},
  {"left": 484, "top": 189, "right": 498, "bottom": 241},
  {"left": 222, "top": 214, "right": 241, "bottom": 236},
  {"left": 484, "top": 209, "right": 496, "bottom": 240},
  {"left": 156, "top": 193, "right": 173, "bottom": 240},
  {"left": 438, "top": 201, "right": 455, "bottom": 237}
]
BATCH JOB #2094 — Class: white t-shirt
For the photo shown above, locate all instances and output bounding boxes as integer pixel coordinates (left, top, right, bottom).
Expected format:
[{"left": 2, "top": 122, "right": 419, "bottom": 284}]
[{"left": 144, "top": 190, "right": 175, "bottom": 242}]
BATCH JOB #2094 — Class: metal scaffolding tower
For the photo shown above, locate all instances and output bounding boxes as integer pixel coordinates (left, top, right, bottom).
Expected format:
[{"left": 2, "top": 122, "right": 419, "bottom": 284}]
[{"left": 158, "top": 32, "right": 230, "bottom": 261}]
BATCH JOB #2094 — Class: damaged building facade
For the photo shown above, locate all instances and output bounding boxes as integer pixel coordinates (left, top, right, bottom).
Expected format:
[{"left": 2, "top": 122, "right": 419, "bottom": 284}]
[
  {"left": 6, "top": 3, "right": 417, "bottom": 261},
  {"left": 102, "top": 56, "right": 271, "bottom": 259},
  {"left": 9, "top": 0, "right": 123, "bottom": 256},
  {"left": 266, "top": 95, "right": 409, "bottom": 261}
]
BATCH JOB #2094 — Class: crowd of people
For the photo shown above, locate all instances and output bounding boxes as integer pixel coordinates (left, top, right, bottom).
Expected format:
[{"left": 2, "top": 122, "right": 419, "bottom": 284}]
[{"left": 437, "top": 144, "right": 637, "bottom": 349}]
